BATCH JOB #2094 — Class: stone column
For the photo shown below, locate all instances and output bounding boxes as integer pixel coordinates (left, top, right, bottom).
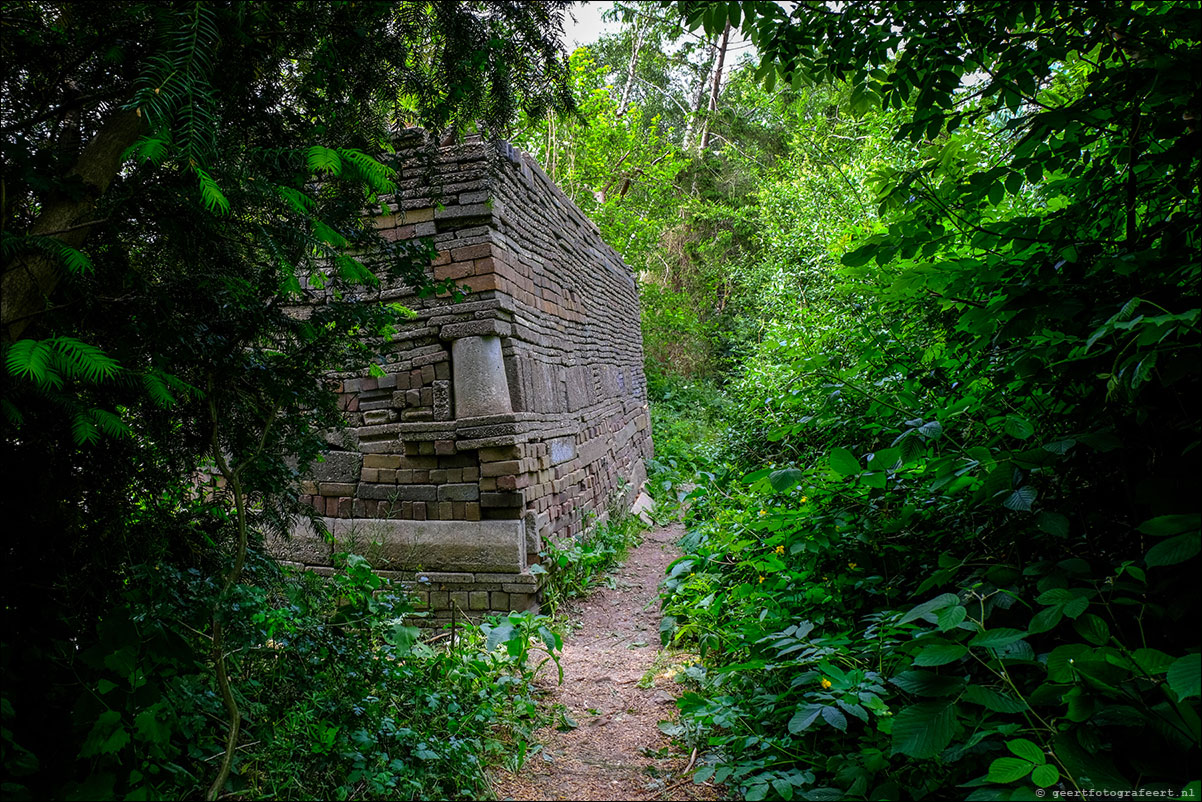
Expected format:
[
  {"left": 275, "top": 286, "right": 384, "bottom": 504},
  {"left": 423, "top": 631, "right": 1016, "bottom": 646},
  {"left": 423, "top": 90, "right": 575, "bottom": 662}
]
[{"left": 451, "top": 335, "right": 512, "bottom": 418}]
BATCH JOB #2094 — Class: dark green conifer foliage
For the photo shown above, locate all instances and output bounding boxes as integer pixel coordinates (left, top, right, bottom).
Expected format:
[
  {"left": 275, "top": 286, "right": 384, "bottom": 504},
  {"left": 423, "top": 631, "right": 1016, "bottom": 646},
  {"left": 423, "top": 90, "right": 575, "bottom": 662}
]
[{"left": 1, "top": 2, "right": 572, "bottom": 798}]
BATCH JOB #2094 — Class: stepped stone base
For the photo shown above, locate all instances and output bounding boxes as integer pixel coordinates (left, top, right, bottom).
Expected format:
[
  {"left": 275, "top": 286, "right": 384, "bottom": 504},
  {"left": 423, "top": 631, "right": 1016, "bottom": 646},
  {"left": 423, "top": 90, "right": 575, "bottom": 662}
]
[{"left": 276, "top": 131, "right": 653, "bottom": 622}]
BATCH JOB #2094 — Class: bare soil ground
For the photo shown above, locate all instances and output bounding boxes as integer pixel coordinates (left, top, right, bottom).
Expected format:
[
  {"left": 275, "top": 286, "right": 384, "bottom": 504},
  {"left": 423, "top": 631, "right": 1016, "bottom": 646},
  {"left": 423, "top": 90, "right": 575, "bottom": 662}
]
[{"left": 489, "top": 523, "right": 719, "bottom": 802}]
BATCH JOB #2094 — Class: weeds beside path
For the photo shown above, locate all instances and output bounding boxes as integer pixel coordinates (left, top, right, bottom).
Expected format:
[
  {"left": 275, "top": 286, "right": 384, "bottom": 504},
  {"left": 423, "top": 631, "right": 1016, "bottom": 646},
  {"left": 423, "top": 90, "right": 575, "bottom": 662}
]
[{"left": 490, "top": 523, "right": 718, "bottom": 802}]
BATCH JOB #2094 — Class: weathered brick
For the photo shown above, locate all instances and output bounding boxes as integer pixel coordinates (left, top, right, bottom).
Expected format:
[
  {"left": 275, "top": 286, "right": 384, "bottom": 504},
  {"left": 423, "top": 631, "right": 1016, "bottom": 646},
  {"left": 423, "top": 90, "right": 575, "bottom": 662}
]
[
  {"left": 277, "top": 135, "right": 654, "bottom": 592},
  {"left": 480, "top": 460, "right": 520, "bottom": 476},
  {"left": 480, "top": 491, "right": 523, "bottom": 508}
]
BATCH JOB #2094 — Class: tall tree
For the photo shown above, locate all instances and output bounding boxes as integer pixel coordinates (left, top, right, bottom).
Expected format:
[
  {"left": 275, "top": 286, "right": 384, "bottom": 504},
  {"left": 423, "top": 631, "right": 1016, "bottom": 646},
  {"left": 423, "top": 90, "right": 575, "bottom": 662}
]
[{"left": 0, "top": 2, "right": 572, "bottom": 797}]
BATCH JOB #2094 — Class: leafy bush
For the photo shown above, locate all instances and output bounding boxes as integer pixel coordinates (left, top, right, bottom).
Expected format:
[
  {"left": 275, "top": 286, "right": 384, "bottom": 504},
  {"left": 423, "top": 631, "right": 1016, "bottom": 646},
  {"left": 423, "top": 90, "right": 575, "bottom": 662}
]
[
  {"left": 652, "top": 3, "right": 1200, "bottom": 800},
  {"left": 535, "top": 511, "right": 647, "bottom": 615},
  {"left": 1, "top": 548, "right": 551, "bottom": 801}
]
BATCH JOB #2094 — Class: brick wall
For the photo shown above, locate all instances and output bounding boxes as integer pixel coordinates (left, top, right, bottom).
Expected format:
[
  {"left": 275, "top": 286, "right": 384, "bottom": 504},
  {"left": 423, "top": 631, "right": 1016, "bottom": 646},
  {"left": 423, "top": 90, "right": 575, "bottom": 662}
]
[{"left": 277, "top": 131, "right": 654, "bottom": 623}]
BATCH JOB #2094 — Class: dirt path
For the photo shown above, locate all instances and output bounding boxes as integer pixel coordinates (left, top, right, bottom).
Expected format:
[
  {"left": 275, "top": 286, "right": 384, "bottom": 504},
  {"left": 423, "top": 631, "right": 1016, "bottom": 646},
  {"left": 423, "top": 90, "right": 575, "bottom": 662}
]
[{"left": 490, "top": 523, "right": 719, "bottom": 802}]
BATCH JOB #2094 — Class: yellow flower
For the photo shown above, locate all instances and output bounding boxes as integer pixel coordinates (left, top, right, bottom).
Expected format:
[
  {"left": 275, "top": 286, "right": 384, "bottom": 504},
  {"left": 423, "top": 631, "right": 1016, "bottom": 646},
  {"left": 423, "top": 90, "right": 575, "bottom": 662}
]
[
  {"left": 758, "top": 575, "right": 765, "bottom": 584},
  {"left": 758, "top": 509, "right": 767, "bottom": 517},
  {"left": 820, "top": 678, "right": 832, "bottom": 689},
  {"left": 800, "top": 496, "right": 808, "bottom": 503},
  {"left": 848, "top": 562, "right": 858, "bottom": 570},
  {"left": 775, "top": 545, "right": 785, "bottom": 555}
]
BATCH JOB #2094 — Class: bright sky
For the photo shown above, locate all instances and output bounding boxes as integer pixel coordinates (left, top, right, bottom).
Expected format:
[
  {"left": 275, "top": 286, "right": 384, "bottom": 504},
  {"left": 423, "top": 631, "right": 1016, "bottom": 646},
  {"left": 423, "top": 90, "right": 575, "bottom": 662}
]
[
  {"left": 560, "top": 1, "right": 757, "bottom": 62},
  {"left": 562, "top": 1, "right": 618, "bottom": 50}
]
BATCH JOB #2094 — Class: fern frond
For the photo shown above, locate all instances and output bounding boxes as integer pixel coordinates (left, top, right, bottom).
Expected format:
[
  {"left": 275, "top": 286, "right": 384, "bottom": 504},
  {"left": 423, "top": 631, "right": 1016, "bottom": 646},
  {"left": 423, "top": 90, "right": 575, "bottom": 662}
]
[
  {"left": 52, "top": 337, "right": 121, "bottom": 383},
  {"left": 0, "top": 399, "right": 22, "bottom": 427},
  {"left": 143, "top": 370, "right": 178, "bottom": 407},
  {"left": 5, "top": 339, "right": 59, "bottom": 389},
  {"left": 277, "top": 185, "right": 316, "bottom": 216},
  {"left": 312, "top": 220, "right": 349, "bottom": 248},
  {"left": 1, "top": 233, "right": 94, "bottom": 275},
  {"left": 306, "top": 145, "right": 343, "bottom": 176},
  {"left": 0, "top": 232, "right": 21, "bottom": 258},
  {"left": 125, "top": 135, "right": 171, "bottom": 164},
  {"left": 340, "top": 149, "right": 397, "bottom": 193},
  {"left": 58, "top": 245, "right": 93, "bottom": 275},
  {"left": 335, "top": 255, "right": 378, "bottom": 286},
  {"left": 279, "top": 266, "right": 302, "bottom": 297},
  {"left": 70, "top": 412, "right": 99, "bottom": 445},
  {"left": 89, "top": 408, "right": 132, "bottom": 440},
  {"left": 195, "top": 167, "right": 230, "bottom": 215}
]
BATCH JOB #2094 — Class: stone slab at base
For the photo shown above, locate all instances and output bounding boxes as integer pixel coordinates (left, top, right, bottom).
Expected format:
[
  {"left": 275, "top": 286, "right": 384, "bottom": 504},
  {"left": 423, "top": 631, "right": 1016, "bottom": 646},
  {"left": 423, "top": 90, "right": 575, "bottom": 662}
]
[
  {"left": 278, "top": 516, "right": 540, "bottom": 626},
  {"left": 289, "top": 516, "right": 527, "bottom": 573}
]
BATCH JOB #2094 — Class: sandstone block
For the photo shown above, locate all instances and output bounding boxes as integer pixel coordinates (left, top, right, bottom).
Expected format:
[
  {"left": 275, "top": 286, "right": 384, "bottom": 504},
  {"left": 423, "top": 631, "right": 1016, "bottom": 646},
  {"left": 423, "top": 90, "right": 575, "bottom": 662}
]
[{"left": 438, "top": 483, "right": 480, "bottom": 502}]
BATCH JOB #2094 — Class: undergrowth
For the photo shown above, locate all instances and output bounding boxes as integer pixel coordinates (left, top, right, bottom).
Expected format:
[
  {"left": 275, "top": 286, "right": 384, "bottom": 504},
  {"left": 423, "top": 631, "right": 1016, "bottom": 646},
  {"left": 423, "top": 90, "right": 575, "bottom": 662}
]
[
  {"left": 1, "top": 547, "right": 555, "bottom": 801},
  {"left": 534, "top": 507, "right": 646, "bottom": 616}
]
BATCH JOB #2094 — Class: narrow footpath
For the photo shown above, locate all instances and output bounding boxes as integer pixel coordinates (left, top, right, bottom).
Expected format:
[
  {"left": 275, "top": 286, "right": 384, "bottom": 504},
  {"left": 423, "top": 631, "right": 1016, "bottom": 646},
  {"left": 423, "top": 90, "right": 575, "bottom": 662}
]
[{"left": 490, "top": 523, "right": 719, "bottom": 802}]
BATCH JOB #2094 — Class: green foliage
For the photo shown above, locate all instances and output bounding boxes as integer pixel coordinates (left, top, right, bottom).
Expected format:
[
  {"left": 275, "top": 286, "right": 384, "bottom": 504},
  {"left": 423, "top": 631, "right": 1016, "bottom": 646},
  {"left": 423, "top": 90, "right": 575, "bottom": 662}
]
[
  {"left": 645, "top": 1, "right": 1202, "bottom": 799},
  {"left": 2, "top": 549, "right": 547, "bottom": 801},
  {"left": 1, "top": 3, "right": 575, "bottom": 798},
  {"left": 534, "top": 510, "right": 646, "bottom": 615}
]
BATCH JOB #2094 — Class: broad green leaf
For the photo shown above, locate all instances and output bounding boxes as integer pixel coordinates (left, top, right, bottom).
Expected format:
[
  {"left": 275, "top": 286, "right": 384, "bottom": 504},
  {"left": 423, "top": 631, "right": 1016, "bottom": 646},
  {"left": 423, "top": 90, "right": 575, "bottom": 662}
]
[
  {"left": 820, "top": 705, "right": 847, "bottom": 731},
  {"left": 134, "top": 710, "right": 168, "bottom": 744},
  {"left": 1131, "top": 648, "right": 1175, "bottom": 675},
  {"left": 917, "top": 420, "right": 943, "bottom": 439},
  {"left": 485, "top": 622, "right": 515, "bottom": 653},
  {"left": 1036, "top": 512, "right": 1070, "bottom": 537},
  {"left": 891, "top": 701, "right": 956, "bottom": 758},
  {"left": 1145, "top": 533, "right": 1200, "bottom": 567},
  {"left": 1027, "top": 605, "right": 1063, "bottom": 634},
  {"left": 1007, "top": 738, "right": 1045, "bottom": 764},
  {"left": 387, "top": 623, "right": 420, "bottom": 656},
  {"left": 829, "top": 447, "right": 861, "bottom": 476},
  {"left": 1036, "top": 588, "right": 1076, "bottom": 605},
  {"left": 913, "top": 643, "right": 968, "bottom": 666},
  {"left": 899, "top": 593, "right": 961, "bottom": 625},
  {"left": 936, "top": 605, "right": 966, "bottom": 631},
  {"left": 1137, "top": 514, "right": 1200, "bottom": 537},
  {"left": 1062, "top": 595, "right": 1089, "bottom": 619},
  {"left": 961, "top": 685, "right": 1027, "bottom": 713},
  {"left": 969, "top": 628, "right": 1027, "bottom": 649},
  {"left": 889, "top": 670, "right": 966, "bottom": 697},
  {"left": 1004, "top": 415, "right": 1034, "bottom": 440},
  {"left": 1073, "top": 614, "right": 1110, "bottom": 646},
  {"left": 1047, "top": 644, "right": 1091, "bottom": 682},
  {"left": 987, "top": 756, "right": 1034, "bottom": 783},
  {"left": 1167, "top": 654, "right": 1201, "bottom": 699},
  {"left": 1003, "top": 486, "right": 1037, "bottom": 511},
  {"left": 769, "top": 468, "right": 803, "bottom": 492},
  {"left": 788, "top": 703, "right": 823, "bottom": 733},
  {"left": 1031, "top": 763, "right": 1060, "bottom": 788},
  {"left": 841, "top": 243, "right": 879, "bottom": 267},
  {"left": 868, "top": 447, "right": 902, "bottom": 470}
]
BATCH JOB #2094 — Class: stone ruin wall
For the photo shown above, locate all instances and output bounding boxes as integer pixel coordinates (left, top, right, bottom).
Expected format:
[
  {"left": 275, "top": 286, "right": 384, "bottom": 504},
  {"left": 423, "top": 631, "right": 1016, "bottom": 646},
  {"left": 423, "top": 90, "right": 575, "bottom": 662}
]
[{"left": 274, "top": 132, "right": 654, "bottom": 622}]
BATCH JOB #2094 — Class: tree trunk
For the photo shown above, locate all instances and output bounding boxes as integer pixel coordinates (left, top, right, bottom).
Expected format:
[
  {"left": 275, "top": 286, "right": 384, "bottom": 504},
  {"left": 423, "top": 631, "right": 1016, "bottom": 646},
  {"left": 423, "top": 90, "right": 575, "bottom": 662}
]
[
  {"left": 2, "top": 108, "right": 144, "bottom": 343},
  {"left": 683, "top": 35, "right": 717, "bottom": 152},
  {"left": 616, "top": 17, "right": 646, "bottom": 117},
  {"left": 699, "top": 22, "right": 731, "bottom": 152}
]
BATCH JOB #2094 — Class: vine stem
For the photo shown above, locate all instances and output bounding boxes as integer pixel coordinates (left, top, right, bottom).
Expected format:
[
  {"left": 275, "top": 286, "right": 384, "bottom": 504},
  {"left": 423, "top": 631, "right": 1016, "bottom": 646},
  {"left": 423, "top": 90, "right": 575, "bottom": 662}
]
[{"left": 205, "top": 389, "right": 278, "bottom": 801}]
